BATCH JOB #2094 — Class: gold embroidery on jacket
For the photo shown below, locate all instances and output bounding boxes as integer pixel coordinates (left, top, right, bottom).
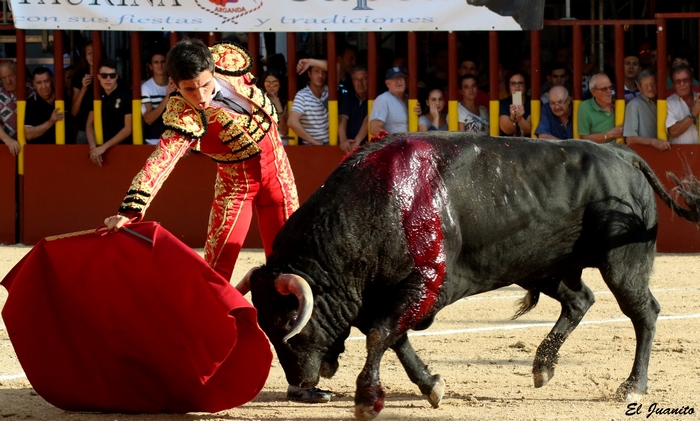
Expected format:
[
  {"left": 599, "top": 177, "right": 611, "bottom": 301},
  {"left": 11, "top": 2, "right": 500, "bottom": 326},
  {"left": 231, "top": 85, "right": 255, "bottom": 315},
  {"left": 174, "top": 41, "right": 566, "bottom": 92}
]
[
  {"left": 119, "top": 132, "right": 194, "bottom": 214},
  {"left": 157, "top": 44, "right": 277, "bottom": 164},
  {"left": 163, "top": 96, "right": 206, "bottom": 138}
]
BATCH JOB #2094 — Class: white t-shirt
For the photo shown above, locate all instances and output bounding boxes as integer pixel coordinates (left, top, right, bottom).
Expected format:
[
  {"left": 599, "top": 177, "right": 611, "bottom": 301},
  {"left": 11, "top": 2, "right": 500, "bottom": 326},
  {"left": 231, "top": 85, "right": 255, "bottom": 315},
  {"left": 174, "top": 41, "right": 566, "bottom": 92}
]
[
  {"left": 458, "top": 102, "right": 489, "bottom": 135},
  {"left": 666, "top": 92, "right": 699, "bottom": 144},
  {"left": 141, "top": 78, "right": 168, "bottom": 145}
]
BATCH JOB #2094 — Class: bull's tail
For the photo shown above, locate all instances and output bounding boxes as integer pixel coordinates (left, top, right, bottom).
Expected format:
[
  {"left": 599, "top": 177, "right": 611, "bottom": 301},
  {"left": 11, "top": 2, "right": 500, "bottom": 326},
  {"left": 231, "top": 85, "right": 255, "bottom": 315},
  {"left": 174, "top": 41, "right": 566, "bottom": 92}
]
[
  {"left": 512, "top": 289, "right": 540, "bottom": 320},
  {"left": 632, "top": 156, "right": 700, "bottom": 223}
]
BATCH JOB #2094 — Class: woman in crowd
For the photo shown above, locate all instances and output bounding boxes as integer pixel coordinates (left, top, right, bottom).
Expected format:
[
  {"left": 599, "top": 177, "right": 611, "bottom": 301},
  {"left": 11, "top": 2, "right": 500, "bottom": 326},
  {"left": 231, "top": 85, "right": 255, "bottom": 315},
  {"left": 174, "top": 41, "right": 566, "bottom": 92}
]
[
  {"left": 498, "top": 69, "right": 532, "bottom": 136},
  {"left": 258, "top": 70, "right": 289, "bottom": 143},
  {"left": 418, "top": 88, "right": 448, "bottom": 131},
  {"left": 457, "top": 74, "right": 489, "bottom": 134}
]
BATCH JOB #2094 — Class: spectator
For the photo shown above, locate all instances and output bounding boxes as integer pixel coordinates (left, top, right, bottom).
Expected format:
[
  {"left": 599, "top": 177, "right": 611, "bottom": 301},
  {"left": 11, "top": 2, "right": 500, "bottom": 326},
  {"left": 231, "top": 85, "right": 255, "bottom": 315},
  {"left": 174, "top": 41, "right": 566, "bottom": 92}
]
[
  {"left": 86, "top": 59, "right": 132, "bottom": 166},
  {"left": 295, "top": 45, "right": 357, "bottom": 104},
  {"left": 457, "top": 74, "right": 489, "bottom": 134},
  {"left": 418, "top": 88, "right": 448, "bottom": 131},
  {"left": 338, "top": 65, "right": 369, "bottom": 153},
  {"left": 369, "top": 67, "right": 409, "bottom": 136},
  {"left": 0, "top": 61, "right": 21, "bottom": 155},
  {"left": 577, "top": 72, "right": 622, "bottom": 143},
  {"left": 540, "top": 62, "right": 569, "bottom": 104},
  {"left": 141, "top": 51, "right": 174, "bottom": 145},
  {"left": 623, "top": 53, "right": 641, "bottom": 103},
  {"left": 288, "top": 63, "right": 329, "bottom": 145},
  {"left": 258, "top": 71, "right": 289, "bottom": 143},
  {"left": 458, "top": 57, "right": 489, "bottom": 108},
  {"left": 623, "top": 69, "right": 670, "bottom": 151},
  {"left": 498, "top": 70, "right": 531, "bottom": 136},
  {"left": 336, "top": 44, "right": 358, "bottom": 102},
  {"left": 71, "top": 41, "right": 95, "bottom": 144},
  {"left": 24, "top": 67, "right": 64, "bottom": 145},
  {"left": 666, "top": 63, "right": 700, "bottom": 145},
  {"left": 664, "top": 54, "right": 700, "bottom": 97},
  {"left": 535, "top": 85, "right": 572, "bottom": 140}
]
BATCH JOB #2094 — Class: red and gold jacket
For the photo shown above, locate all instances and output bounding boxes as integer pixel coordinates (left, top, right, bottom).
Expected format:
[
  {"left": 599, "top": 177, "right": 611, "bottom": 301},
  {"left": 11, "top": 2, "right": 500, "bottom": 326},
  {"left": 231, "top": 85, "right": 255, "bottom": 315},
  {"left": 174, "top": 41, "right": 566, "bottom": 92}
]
[{"left": 118, "top": 43, "right": 279, "bottom": 218}]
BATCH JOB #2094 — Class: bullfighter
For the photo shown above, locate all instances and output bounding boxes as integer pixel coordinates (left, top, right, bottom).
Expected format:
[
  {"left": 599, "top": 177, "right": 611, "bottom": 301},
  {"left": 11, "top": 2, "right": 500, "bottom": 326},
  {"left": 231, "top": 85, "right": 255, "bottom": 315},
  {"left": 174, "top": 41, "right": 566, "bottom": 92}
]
[{"left": 103, "top": 38, "right": 330, "bottom": 403}]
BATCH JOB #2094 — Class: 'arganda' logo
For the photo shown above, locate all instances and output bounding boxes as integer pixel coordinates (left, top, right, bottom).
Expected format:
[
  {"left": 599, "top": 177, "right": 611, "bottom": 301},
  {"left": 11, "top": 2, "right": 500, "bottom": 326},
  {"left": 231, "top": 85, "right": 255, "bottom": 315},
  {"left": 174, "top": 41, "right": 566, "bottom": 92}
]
[{"left": 195, "top": 0, "right": 262, "bottom": 24}]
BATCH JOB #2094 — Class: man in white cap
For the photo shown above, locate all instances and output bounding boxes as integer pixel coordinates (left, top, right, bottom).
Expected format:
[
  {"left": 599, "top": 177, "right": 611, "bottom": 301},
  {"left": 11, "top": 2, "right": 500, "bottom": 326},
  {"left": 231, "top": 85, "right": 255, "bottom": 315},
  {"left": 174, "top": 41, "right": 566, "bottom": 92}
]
[{"left": 369, "top": 67, "right": 409, "bottom": 136}]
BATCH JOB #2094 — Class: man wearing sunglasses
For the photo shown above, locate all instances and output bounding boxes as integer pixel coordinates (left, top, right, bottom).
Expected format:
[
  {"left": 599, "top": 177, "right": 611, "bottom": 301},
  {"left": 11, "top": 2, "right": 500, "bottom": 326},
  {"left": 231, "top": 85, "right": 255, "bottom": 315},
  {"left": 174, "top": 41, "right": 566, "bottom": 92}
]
[
  {"left": 577, "top": 72, "right": 623, "bottom": 143},
  {"left": 86, "top": 58, "right": 132, "bottom": 166}
]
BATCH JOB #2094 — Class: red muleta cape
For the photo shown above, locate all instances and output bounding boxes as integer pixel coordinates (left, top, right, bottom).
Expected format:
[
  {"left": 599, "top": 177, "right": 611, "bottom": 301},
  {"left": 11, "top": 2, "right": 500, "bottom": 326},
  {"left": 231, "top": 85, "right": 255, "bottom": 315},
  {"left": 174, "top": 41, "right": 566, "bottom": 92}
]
[{"left": 1, "top": 221, "right": 271, "bottom": 413}]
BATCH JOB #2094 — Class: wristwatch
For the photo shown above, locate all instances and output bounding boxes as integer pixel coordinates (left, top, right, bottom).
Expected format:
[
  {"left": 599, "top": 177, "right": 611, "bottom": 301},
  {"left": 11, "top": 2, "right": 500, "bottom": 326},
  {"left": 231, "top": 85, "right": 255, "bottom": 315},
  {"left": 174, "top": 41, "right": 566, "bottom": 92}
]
[{"left": 688, "top": 114, "right": 698, "bottom": 125}]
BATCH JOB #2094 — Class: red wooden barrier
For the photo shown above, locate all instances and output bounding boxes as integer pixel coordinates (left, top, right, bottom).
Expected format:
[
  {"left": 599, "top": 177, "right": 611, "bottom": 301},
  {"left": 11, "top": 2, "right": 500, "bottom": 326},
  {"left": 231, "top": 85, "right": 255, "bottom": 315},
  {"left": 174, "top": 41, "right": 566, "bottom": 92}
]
[
  {"left": 20, "top": 145, "right": 345, "bottom": 248},
  {"left": 15, "top": 144, "right": 700, "bottom": 253},
  {"left": 0, "top": 150, "right": 16, "bottom": 244},
  {"left": 630, "top": 145, "right": 700, "bottom": 253}
]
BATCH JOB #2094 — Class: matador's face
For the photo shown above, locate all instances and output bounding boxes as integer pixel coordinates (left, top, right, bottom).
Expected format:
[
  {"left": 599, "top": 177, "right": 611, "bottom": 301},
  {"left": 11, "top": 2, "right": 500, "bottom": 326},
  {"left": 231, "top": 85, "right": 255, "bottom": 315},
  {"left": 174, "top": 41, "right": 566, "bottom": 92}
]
[{"left": 174, "top": 70, "right": 215, "bottom": 110}]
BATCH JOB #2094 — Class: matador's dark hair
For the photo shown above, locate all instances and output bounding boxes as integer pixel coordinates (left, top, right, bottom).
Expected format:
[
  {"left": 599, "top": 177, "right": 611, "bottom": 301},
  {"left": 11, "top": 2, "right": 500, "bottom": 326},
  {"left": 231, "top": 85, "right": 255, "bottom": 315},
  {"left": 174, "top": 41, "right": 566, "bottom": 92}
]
[{"left": 166, "top": 38, "right": 215, "bottom": 84}]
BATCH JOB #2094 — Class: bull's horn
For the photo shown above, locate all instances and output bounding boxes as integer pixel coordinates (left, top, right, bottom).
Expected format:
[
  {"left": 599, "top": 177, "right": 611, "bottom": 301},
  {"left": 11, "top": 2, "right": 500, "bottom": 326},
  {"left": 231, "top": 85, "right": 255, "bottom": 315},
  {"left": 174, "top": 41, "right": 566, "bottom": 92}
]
[
  {"left": 235, "top": 266, "right": 259, "bottom": 295},
  {"left": 275, "top": 274, "right": 314, "bottom": 343}
]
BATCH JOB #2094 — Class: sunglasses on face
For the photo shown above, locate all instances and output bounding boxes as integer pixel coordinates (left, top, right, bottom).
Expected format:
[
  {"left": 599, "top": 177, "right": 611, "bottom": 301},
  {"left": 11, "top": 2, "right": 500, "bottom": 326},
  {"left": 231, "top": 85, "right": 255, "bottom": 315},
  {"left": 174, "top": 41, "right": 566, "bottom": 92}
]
[
  {"left": 594, "top": 85, "right": 613, "bottom": 92},
  {"left": 264, "top": 80, "right": 280, "bottom": 87},
  {"left": 99, "top": 73, "right": 117, "bottom": 79}
]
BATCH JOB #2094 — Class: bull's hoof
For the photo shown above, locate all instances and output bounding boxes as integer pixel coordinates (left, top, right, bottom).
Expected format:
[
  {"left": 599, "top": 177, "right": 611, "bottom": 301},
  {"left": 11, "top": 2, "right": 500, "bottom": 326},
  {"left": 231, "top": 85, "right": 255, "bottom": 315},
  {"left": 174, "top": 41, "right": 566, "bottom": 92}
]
[
  {"left": 354, "top": 404, "right": 379, "bottom": 420},
  {"left": 533, "top": 368, "right": 554, "bottom": 388},
  {"left": 615, "top": 381, "right": 646, "bottom": 402},
  {"left": 426, "top": 375, "right": 445, "bottom": 408}
]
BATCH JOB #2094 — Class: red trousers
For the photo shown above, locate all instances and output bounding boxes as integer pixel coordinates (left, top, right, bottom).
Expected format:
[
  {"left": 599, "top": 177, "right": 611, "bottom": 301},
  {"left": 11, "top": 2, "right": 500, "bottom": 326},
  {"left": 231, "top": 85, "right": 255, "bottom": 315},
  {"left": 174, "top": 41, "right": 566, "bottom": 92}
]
[{"left": 204, "top": 128, "right": 298, "bottom": 280}]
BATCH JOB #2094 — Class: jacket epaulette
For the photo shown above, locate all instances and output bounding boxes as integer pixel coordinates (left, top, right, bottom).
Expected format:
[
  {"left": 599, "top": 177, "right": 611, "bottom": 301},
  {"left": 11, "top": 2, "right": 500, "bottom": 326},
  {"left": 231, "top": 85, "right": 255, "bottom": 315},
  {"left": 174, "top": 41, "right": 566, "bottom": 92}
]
[
  {"left": 210, "top": 42, "right": 253, "bottom": 77},
  {"left": 162, "top": 95, "right": 207, "bottom": 139}
]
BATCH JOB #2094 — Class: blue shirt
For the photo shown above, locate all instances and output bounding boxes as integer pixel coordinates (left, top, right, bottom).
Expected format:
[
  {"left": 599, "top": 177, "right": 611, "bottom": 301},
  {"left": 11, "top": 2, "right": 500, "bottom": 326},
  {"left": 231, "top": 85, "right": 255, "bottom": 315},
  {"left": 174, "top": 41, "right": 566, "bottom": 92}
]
[
  {"left": 535, "top": 102, "right": 573, "bottom": 140},
  {"left": 339, "top": 93, "right": 368, "bottom": 140}
]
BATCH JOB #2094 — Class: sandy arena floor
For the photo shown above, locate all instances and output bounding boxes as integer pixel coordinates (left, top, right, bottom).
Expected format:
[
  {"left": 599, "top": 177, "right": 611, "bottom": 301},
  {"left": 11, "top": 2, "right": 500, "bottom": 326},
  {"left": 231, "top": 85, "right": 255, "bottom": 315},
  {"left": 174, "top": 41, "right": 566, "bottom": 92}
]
[{"left": 1, "top": 246, "right": 699, "bottom": 421}]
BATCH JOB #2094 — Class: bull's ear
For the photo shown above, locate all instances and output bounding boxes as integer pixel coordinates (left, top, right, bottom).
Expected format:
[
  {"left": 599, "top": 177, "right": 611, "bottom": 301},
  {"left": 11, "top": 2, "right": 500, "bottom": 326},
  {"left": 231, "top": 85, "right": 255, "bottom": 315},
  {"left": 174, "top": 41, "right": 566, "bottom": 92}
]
[
  {"left": 274, "top": 274, "right": 314, "bottom": 342},
  {"left": 235, "top": 266, "right": 259, "bottom": 295}
]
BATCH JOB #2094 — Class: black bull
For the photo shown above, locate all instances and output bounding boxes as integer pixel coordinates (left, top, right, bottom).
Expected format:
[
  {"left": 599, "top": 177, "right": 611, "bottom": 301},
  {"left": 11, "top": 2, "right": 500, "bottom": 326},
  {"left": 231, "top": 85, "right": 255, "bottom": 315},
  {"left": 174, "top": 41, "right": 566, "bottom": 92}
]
[{"left": 238, "top": 132, "right": 700, "bottom": 420}]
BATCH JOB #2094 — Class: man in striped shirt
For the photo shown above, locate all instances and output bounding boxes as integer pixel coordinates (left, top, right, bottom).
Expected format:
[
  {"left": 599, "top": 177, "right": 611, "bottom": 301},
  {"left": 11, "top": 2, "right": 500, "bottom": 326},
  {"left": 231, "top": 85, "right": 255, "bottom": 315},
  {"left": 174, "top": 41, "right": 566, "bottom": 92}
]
[{"left": 288, "top": 64, "right": 329, "bottom": 145}]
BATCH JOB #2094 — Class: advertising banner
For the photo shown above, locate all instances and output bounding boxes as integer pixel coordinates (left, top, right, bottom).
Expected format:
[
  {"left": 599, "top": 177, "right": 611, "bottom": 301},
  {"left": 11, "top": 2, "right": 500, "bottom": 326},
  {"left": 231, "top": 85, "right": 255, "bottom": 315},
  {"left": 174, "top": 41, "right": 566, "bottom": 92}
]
[{"left": 7, "top": 0, "right": 545, "bottom": 32}]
